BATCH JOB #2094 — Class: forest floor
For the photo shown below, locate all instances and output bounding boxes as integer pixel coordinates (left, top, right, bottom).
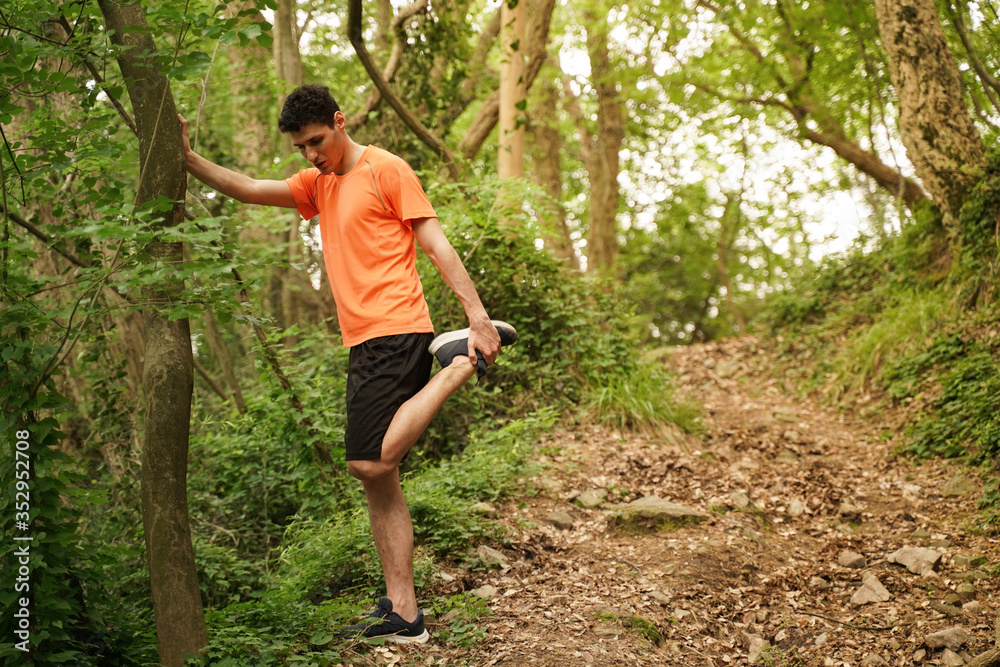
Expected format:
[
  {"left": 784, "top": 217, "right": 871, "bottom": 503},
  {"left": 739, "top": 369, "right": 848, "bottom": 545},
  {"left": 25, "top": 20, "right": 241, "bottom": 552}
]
[{"left": 362, "top": 336, "right": 1000, "bottom": 666}]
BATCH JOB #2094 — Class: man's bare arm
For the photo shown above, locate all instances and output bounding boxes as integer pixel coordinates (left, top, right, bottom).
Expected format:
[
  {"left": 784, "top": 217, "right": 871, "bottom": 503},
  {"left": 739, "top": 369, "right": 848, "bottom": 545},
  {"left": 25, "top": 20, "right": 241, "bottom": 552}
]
[
  {"left": 413, "top": 216, "right": 501, "bottom": 366},
  {"left": 178, "top": 115, "right": 297, "bottom": 208}
]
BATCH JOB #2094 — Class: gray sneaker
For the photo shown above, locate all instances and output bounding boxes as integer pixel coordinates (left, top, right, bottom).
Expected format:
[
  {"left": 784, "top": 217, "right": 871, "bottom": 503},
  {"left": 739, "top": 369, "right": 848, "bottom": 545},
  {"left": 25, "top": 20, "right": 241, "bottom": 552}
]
[{"left": 428, "top": 320, "right": 518, "bottom": 379}]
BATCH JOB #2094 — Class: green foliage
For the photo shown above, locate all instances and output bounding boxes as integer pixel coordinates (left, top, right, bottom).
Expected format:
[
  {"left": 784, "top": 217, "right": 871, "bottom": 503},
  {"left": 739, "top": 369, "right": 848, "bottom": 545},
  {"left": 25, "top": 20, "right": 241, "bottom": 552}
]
[{"left": 585, "top": 361, "right": 700, "bottom": 434}]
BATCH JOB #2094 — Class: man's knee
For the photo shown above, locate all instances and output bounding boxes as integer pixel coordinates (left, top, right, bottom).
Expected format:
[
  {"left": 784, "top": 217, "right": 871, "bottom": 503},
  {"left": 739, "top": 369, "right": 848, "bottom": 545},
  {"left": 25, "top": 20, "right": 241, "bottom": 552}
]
[{"left": 348, "top": 458, "right": 394, "bottom": 482}]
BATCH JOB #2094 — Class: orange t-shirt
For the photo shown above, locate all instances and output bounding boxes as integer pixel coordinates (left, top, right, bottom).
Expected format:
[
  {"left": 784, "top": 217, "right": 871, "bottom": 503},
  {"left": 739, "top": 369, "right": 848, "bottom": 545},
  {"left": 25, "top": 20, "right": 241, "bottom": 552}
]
[{"left": 285, "top": 146, "right": 436, "bottom": 347}]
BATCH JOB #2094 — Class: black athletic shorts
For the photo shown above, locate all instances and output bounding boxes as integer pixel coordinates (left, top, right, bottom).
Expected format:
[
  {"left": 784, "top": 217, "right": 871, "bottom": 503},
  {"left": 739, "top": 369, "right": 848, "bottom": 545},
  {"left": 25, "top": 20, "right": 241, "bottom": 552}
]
[{"left": 344, "top": 332, "right": 435, "bottom": 461}]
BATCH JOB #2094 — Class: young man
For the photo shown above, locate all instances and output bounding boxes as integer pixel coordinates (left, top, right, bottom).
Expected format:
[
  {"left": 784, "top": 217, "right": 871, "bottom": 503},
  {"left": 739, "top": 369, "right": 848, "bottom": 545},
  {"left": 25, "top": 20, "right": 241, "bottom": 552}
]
[{"left": 178, "top": 84, "right": 515, "bottom": 643}]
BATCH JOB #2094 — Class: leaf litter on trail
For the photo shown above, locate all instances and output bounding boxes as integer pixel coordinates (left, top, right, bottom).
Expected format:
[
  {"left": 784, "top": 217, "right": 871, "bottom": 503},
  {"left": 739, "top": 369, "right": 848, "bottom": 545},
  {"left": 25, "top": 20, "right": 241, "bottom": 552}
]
[{"left": 411, "top": 337, "right": 1000, "bottom": 666}]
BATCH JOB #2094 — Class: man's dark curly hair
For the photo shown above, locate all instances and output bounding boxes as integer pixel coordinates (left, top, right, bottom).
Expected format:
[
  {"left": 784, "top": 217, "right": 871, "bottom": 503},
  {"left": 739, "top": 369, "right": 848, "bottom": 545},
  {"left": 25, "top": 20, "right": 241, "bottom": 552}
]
[{"left": 278, "top": 84, "right": 341, "bottom": 133}]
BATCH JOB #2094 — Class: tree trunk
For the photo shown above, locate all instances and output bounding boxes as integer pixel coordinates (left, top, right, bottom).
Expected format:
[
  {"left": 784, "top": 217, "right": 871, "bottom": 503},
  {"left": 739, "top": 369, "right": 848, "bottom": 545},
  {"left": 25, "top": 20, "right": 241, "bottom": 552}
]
[
  {"left": 528, "top": 75, "right": 578, "bottom": 268},
  {"left": 498, "top": 0, "right": 526, "bottom": 181},
  {"left": 584, "top": 3, "right": 623, "bottom": 276},
  {"left": 96, "top": 2, "right": 208, "bottom": 665},
  {"left": 874, "top": 0, "right": 985, "bottom": 224}
]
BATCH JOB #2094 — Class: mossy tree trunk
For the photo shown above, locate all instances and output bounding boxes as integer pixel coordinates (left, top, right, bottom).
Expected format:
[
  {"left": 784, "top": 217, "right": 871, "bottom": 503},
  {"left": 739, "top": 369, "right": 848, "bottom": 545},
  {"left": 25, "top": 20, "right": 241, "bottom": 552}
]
[
  {"left": 874, "top": 0, "right": 985, "bottom": 229},
  {"left": 96, "top": 1, "right": 208, "bottom": 664}
]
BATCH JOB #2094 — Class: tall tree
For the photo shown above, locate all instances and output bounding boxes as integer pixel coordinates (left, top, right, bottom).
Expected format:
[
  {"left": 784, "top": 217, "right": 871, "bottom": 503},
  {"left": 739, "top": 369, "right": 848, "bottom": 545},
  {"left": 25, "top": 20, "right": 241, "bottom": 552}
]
[
  {"left": 583, "top": 0, "right": 624, "bottom": 275},
  {"left": 874, "top": 0, "right": 985, "bottom": 227},
  {"left": 498, "top": 0, "right": 527, "bottom": 181},
  {"left": 96, "top": 1, "right": 208, "bottom": 664}
]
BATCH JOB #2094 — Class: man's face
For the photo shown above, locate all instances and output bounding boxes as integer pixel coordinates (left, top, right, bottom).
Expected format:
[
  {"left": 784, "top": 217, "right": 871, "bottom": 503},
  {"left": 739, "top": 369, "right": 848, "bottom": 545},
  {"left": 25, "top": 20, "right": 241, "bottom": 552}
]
[{"left": 289, "top": 113, "right": 346, "bottom": 175}]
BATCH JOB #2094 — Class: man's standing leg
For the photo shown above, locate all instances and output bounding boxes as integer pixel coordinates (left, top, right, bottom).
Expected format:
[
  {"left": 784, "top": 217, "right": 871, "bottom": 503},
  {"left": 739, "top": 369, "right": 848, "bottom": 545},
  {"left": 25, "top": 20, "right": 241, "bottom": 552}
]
[{"left": 360, "top": 469, "right": 417, "bottom": 620}]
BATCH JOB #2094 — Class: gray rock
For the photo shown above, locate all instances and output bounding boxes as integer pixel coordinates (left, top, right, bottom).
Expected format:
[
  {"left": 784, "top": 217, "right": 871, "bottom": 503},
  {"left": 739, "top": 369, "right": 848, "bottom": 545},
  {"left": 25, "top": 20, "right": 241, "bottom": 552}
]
[
  {"left": 543, "top": 594, "right": 569, "bottom": 605},
  {"left": 930, "top": 600, "right": 964, "bottom": 617},
  {"left": 610, "top": 496, "right": 708, "bottom": 530},
  {"left": 913, "top": 648, "right": 927, "bottom": 662},
  {"left": 944, "top": 474, "right": 976, "bottom": 497},
  {"left": 746, "top": 634, "right": 768, "bottom": 664},
  {"left": 576, "top": 488, "right": 608, "bottom": 509},
  {"left": 544, "top": 511, "right": 575, "bottom": 530},
  {"left": 911, "top": 529, "right": 932, "bottom": 539},
  {"left": 942, "top": 648, "right": 966, "bottom": 666},
  {"left": 477, "top": 545, "right": 510, "bottom": 569},
  {"left": 814, "top": 632, "right": 828, "bottom": 646},
  {"left": 470, "top": 501, "right": 498, "bottom": 518},
  {"left": 925, "top": 627, "right": 972, "bottom": 650},
  {"left": 649, "top": 590, "right": 671, "bottom": 606},
  {"left": 852, "top": 576, "right": 892, "bottom": 605},
  {"left": 888, "top": 546, "right": 943, "bottom": 575},
  {"left": 930, "top": 539, "right": 953, "bottom": 548},
  {"left": 787, "top": 499, "right": 806, "bottom": 517},
  {"left": 958, "top": 571, "right": 991, "bottom": 582},
  {"left": 775, "top": 449, "right": 800, "bottom": 464},
  {"left": 954, "top": 553, "right": 989, "bottom": 568},
  {"left": 473, "top": 584, "right": 498, "bottom": 599},
  {"left": 861, "top": 654, "right": 889, "bottom": 666},
  {"left": 839, "top": 502, "right": 864, "bottom": 522},
  {"left": 839, "top": 550, "right": 866, "bottom": 568},
  {"left": 716, "top": 361, "right": 741, "bottom": 378},
  {"left": 730, "top": 491, "right": 751, "bottom": 509},
  {"left": 956, "top": 583, "right": 978, "bottom": 600},
  {"left": 774, "top": 409, "right": 799, "bottom": 423},
  {"left": 963, "top": 601, "right": 982, "bottom": 614},
  {"left": 593, "top": 622, "right": 619, "bottom": 637},
  {"left": 810, "top": 576, "right": 833, "bottom": 590}
]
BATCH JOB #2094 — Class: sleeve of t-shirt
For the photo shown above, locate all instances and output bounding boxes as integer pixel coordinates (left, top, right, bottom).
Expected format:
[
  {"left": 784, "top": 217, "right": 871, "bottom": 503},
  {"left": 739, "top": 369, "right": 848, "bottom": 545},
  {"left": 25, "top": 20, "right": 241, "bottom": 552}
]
[
  {"left": 379, "top": 156, "right": 437, "bottom": 227},
  {"left": 284, "top": 168, "right": 321, "bottom": 220}
]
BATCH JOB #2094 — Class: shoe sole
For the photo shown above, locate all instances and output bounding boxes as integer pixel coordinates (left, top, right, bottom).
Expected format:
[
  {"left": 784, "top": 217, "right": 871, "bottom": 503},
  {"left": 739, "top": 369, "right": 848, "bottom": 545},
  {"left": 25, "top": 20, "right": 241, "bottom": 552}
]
[
  {"left": 384, "top": 628, "right": 430, "bottom": 644},
  {"left": 428, "top": 320, "right": 516, "bottom": 355}
]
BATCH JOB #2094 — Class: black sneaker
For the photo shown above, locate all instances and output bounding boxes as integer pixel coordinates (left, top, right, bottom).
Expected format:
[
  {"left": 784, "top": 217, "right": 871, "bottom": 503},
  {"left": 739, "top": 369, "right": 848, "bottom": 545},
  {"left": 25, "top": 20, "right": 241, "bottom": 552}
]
[
  {"left": 336, "top": 597, "right": 429, "bottom": 644},
  {"left": 428, "top": 320, "right": 518, "bottom": 379}
]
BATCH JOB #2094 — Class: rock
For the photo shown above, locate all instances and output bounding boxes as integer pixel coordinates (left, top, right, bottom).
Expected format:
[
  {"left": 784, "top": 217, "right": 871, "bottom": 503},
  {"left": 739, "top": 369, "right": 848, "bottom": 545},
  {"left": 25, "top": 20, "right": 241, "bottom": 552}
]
[
  {"left": 963, "top": 601, "right": 982, "bottom": 614},
  {"left": 472, "top": 584, "right": 498, "bottom": 599},
  {"left": 944, "top": 474, "right": 976, "bottom": 497},
  {"left": 930, "top": 539, "right": 953, "bottom": 548},
  {"left": 716, "top": 361, "right": 741, "bottom": 378},
  {"left": 787, "top": 499, "right": 806, "bottom": 517},
  {"left": 593, "top": 623, "right": 619, "bottom": 637},
  {"left": 810, "top": 576, "right": 833, "bottom": 590},
  {"left": 861, "top": 654, "right": 889, "bottom": 666},
  {"left": 852, "top": 576, "right": 892, "bottom": 605},
  {"left": 775, "top": 449, "right": 800, "bottom": 464},
  {"left": 536, "top": 477, "right": 563, "bottom": 496},
  {"left": 887, "top": 639, "right": 901, "bottom": 650},
  {"left": 544, "top": 594, "right": 569, "bottom": 605},
  {"left": 755, "top": 609, "right": 768, "bottom": 623},
  {"left": 954, "top": 553, "right": 989, "bottom": 568},
  {"left": 477, "top": 545, "right": 510, "bottom": 569},
  {"left": 958, "top": 570, "right": 991, "bottom": 582},
  {"left": 774, "top": 409, "right": 799, "bottom": 423},
  {"left": 946, "top": 593, "right": 963, "bottom": 605},
  {"left": 941, "top": 648, "right": 966, "bottom": 666},
  {"left": 956, "top": 583, "right": 978, "bottom": 601},
  {"left": 470, "top": 501, "right": 498, "bottom": 518},
  {"left": 930, "top": 600, "right": 964, "bottom": 617},
  {"left": 649, "top": 590, "right": 671, "bottom": 606},
  {"left": 839, "top": 550, "right": 867, "bottom": 568},
  {"left": 747, "top": 634, "right": 768, "bottom": 663},
  {"left": 610, "top": 497, "right": 708, "bottom": 531},
  {"left": 814, "top": 632, "right": 828, "bottom": 646},
  {"left": 729, "top": 491, "right": 751, "bottom": 509},
  {"left": 888, "top": 546, "right": 943, "bottom": 575},
  {"left": 544, "top": 511, "right": 575, "bottom": 530},
  {"left": 576, "top": 488, "right": 608, "bottom": 509},
  {"left": 839, "top": 502, "right": 864, "bottom": 522},
  {"left": 925, "top": 627, "right": 973, "bottom": 650},
  {"left": 911, "top": 529, "right": 932, "bottom": 539}
]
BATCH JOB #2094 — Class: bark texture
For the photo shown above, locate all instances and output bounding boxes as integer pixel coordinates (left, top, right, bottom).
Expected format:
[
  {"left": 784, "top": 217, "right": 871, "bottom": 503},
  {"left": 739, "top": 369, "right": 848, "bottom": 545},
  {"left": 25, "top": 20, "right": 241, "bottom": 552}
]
[
  {"left": 97, "top": 1, "right": 207, "bottom": 664},
  {"left": 584, "top": 4, "right": 623, "bottom": 275},
  {"left": 498, "top": 0, "right": 526, "bottom": 180},
  {"left": 874, "top": 0, "right": 985, "bottom": 219},
  {"left": 528, "top": 75, "right": 578, "bottom": 268}
]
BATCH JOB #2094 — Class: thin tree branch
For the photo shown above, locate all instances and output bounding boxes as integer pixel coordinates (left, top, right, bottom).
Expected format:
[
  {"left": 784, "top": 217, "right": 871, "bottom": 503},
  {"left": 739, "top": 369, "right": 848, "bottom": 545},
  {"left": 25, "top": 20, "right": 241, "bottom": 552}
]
[
  {"left": 193, "top": 356, "right": 231, "bottom": 402},
  {"left": 945, "top": 1, "right": 1000, "bottom": 116},
  {"left": 0, "top": 202, "right": 92, "bottom": 269},
  {"left": 347, "top": 0, "right": 461, "bottom": 177}
]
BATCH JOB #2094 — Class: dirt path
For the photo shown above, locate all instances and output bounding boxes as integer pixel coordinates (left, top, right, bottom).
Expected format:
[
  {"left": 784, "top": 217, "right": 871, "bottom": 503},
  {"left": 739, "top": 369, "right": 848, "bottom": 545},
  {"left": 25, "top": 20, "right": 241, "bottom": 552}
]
[{"left": 393, "top": 337, "right": 1000, "bottom": 666}]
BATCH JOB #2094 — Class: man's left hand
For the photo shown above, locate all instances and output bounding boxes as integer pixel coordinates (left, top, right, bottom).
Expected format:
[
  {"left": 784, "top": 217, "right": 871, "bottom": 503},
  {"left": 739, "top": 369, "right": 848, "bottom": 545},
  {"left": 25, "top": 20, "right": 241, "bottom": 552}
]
[{"left": 467, "top": 315, "right": 501, "bottom": 367}]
